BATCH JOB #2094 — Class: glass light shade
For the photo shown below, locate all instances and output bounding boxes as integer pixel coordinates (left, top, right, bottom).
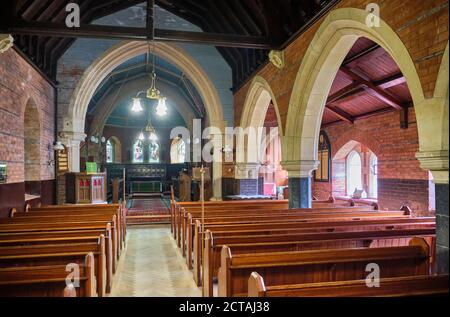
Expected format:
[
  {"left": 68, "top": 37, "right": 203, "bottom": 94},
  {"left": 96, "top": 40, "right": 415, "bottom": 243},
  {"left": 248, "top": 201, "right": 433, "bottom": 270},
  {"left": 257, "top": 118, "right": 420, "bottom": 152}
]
[
  {"left": 132, "top": 98, "right": 143, "bottom": 112},
  {"left": 149, "top": 132, "right": 158, "bottom": 141},
  {"left": 138, "top": 132, "right": 145, "bottom": 141},
  {"left": 156, "top": 97, "right": 168, "bottom": 116}
]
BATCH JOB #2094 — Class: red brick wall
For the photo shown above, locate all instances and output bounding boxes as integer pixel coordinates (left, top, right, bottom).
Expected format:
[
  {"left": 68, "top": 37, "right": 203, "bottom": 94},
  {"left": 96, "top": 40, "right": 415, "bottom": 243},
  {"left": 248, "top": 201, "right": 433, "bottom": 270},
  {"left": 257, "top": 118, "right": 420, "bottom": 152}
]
[
  {"left": 0, "top": 49, "right": 56, "bottom": 217},
  {"left": 234, "top": 0, "right": 449, "bottom": 129},
  {"left": 312, "top": 108, "right": 432, "bottom": 213}
]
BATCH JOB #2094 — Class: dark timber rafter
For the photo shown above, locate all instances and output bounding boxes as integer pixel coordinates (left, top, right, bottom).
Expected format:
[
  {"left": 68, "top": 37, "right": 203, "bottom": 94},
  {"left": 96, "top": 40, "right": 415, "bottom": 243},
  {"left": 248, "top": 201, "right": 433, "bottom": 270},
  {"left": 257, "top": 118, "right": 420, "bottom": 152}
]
[{"left": 4, "top": 0, "right": 339, "bottom": 86}]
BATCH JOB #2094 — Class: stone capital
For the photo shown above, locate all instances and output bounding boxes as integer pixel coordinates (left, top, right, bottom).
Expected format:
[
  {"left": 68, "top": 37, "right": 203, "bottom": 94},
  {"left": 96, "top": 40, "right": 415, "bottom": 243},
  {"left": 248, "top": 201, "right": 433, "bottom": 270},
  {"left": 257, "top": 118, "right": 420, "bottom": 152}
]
[
  {"left": 0, "top": 34, "right": 14, "bottom": 54},
  {"left": 416, "top": 150, "right": 449, "bottom": 184},
  {"left": 235, "top": 162, "right": 261, "bottom": 180},
  {"left": 59, "top": 130, "right": 87, "bottom": 146},
  {"left": 281, "top": 160, "right": 320, "bottom": 178}
]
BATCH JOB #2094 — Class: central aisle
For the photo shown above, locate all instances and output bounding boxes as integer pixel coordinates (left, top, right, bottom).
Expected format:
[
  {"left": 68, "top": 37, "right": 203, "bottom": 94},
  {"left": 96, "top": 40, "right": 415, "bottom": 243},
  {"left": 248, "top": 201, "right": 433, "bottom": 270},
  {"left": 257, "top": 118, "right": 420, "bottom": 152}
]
[{"left": 109, "top": 225, "right": 202, "bottom": 297}]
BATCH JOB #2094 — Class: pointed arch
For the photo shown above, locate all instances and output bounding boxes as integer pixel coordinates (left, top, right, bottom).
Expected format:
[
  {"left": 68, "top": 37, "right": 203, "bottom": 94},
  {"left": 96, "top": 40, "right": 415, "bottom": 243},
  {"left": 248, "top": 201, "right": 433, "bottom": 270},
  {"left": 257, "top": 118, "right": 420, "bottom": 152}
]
[{"left": 284, "top": 8, "right": 426, "bottom": 167}]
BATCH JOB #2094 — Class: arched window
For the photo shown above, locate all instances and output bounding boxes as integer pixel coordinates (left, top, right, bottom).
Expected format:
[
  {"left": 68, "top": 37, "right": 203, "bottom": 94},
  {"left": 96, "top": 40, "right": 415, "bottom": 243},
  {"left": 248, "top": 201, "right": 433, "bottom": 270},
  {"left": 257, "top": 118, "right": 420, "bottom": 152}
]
[
  {"left": 149, "top": 141, "right": 160, "bottom": 163},
  {"left": 315, "top": 131, "right": 331, "bottom": 182},
  {"left": 133, "top": 140, "right": 144, "bottom": 163},
  {"left": 347, "top": 151, "right": 363, "bottom": 196},
  {"left": 369, "top": 153, "right": 378, "bottom": 198},
  {"left": 171, "top": 138, "right": 186, "bottom": 164},
  {"left": 106, "top": 140, "right": 114, "bottom": 163}
]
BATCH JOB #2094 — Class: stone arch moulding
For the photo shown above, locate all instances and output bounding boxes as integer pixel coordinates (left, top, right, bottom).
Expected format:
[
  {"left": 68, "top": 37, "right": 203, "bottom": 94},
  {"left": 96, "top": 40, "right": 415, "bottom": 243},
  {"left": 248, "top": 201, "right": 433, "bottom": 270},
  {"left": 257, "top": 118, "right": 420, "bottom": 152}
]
[
  {"left": 239, "top": 76, "right": 283, "bottom": 165},
  {"left": 65, "top": 41, "right": 225, "bottom": 139},
  {"left": 283, "top": 8, "right": 426, "bottom": 172}
]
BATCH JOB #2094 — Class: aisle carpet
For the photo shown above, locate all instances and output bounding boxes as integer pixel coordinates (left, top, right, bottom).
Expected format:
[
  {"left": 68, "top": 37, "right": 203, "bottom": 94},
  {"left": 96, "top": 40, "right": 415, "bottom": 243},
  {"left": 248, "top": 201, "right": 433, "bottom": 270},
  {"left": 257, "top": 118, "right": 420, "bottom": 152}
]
[{"left": 126, "top": 198, "right": 171, "bottom": 225}]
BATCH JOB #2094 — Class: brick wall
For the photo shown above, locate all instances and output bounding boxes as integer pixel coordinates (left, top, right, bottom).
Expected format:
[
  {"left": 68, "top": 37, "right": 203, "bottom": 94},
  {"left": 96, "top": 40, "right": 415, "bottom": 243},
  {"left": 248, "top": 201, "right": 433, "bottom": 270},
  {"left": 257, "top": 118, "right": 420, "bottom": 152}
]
[
  {"left": 0, "top": 48, "right": 56, "bottom": 217},
  {"left": 312, "top": 108, "right": 432, "bottom": 213},
  {"left": 234, "top": 0, "right": 448, "bottom": 129}
]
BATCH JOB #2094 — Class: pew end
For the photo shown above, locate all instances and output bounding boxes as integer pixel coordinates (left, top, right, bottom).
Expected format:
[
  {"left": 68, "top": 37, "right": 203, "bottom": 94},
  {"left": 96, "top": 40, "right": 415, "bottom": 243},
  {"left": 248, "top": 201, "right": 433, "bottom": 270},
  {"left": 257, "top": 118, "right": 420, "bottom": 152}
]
[
  {"left": 9, "top": 208, "right": 17, "bottom": 218},
  {"left": 400, "top": 205, "right": 413, "bottom": 216},
  {"left": 248, "top": 272, "right": 266, "bottom": 297},
  {"left": 64, "top": 283, "right": 77, "bottom": 297},
  {"left": 218, "top": 245, "right": 232, "bottom": 297}
]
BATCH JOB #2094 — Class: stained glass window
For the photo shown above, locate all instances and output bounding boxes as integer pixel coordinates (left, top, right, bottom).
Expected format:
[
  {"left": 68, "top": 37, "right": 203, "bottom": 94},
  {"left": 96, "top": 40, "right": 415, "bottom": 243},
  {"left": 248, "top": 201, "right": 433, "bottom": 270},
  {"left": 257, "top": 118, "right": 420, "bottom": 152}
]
[
  {"left": 133, "top": 140, "right": 144, "bottom": 163},
  {"left": 149, "top": 141, "right": 160, "bottom": 163},
  {"left": 106, "top": 140, "right": 114, "bottom": 163},
  {"left": 314, "top": 131, "right": 331, "bottom": 182}
]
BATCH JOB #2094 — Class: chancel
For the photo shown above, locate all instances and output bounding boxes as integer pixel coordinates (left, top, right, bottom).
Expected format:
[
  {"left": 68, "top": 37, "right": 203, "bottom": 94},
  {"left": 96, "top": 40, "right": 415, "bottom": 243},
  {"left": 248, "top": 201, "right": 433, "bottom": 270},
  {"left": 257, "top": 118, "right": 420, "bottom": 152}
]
[{"left": 0, "top": 0, "right": 448, "bottom": 299}]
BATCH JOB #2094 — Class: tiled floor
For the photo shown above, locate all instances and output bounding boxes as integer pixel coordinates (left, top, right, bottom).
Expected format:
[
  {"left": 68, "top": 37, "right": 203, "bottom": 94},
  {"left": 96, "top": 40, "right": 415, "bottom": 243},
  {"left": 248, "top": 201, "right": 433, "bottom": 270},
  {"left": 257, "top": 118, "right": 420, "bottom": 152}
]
[{"left": 109, "top": 225, "right": 202, "bottom": 297}]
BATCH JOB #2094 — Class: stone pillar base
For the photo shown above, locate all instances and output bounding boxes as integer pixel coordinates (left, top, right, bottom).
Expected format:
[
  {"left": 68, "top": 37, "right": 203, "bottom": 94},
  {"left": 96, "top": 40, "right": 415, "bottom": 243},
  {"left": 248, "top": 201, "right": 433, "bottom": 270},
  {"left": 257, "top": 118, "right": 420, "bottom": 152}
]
[
  {"left": 436, "top": 183, "right": 449, "bottom": 273},
  {"left": 288, "top": 177, "right": 312, "bottom": 209}
]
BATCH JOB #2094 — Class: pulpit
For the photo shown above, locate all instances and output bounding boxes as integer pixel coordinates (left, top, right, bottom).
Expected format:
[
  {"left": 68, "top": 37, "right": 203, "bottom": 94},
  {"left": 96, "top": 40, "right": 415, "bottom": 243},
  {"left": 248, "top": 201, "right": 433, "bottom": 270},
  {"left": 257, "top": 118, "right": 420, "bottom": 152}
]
[{"left": 66, "top": 172, "right": 107, "bottom": 204}]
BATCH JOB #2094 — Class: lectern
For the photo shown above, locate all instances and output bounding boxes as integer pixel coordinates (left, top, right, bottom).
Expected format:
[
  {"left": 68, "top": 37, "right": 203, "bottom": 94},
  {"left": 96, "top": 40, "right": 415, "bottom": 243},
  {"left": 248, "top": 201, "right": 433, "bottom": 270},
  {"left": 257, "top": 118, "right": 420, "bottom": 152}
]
[{"left": 66, "top": 172, "right": 107, "bottom": 204}]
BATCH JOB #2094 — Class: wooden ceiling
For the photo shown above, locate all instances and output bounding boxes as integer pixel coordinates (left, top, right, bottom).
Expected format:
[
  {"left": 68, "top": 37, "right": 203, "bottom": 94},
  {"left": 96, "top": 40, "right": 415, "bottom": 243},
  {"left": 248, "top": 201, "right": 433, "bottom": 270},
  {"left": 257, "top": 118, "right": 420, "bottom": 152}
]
[
  {"left": 322, "top": 38, "right": 412, "bottom": 128},
  {"left": 2, "top": 0, "right": 339, "bottom": 89}
]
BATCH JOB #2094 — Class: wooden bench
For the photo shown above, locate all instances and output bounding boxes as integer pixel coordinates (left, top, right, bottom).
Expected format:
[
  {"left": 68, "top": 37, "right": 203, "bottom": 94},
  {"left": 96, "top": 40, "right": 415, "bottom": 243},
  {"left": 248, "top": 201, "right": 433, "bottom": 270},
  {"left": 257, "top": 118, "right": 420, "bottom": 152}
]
[
  {"left": 184, "top": 208, "right": 408, "bottom": 264},
  {"left": 22, "top": 204, "right": 127, "bottom": 248},
  {"left": 0, "top": 235, "right": 108, "bottom": 296},
  {"left": 0, "top": 252, "right": 97, "bottom": 297},
  {"left": 0, "top": 231, "right": 114, "bottom": 294},
  {"left": 218, "top": 238, "right": 432, "bottom": 297},
  {"left": 192, "top": 217, "right": 435, "bottom": 286},
  {"left": 0, "top": 221, "right": 119, "bottom": 271},
  {"left": 248, "top": 273, "right": 449, "bottom": 297},
  {"left": 202, "top": 228, "right": 436, "bottom": 296},
  {"left": 181, "top": 205, "right": 381, "bottom": 254}
]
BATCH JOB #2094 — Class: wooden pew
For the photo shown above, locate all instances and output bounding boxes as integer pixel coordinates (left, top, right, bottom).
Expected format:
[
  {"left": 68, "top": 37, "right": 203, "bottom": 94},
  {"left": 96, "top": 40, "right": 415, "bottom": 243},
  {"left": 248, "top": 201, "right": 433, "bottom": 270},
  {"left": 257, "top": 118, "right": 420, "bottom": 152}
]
[
  {"left": 218, "top": 238, "right": 432, "bottom": 297},
  {"left": 0, "top": 221, "right": 118, "bottom": 271},
  {"left": 0, "top": 252, "right": 97, "bottom": 297},
  {"left": 248, "top": 273, "right": 449, "bottom": 297},
  {"left": 181, "top": 205, "right": 381, "bottom": 254},
  {"left": 184, "top": 208, "right": 407, "bottom": 263},
  {"left": 23, "top": 204, "right": 127, "bottom": 248},
  {"left": 173, "top": 201, "right": 373, "bottom": 243},
  {"left": 0, "top": 235, "right": 108, "bottom": 296},
  {"left": 202, "top": 228, "right": 436, "bottom": 296},
  {"left": 0, "top": 230, "right": 114, "bottom": 293},
  {"left": 174, "top": 203, "right": 291, "bottom": 244},
  {"left": 3, "top": 213, "right": 121, "bottom": 255},
  {"left": 192, "top": 217, "right": 435, "bottom": 286}
]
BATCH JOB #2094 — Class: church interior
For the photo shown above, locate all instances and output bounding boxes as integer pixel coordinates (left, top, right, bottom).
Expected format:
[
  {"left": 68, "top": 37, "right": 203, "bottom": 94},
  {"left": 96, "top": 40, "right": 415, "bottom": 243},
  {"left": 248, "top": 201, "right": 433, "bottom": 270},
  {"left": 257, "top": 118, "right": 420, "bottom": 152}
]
[{"left": 0, "top": 0, "right": 448, "bottom": 298}]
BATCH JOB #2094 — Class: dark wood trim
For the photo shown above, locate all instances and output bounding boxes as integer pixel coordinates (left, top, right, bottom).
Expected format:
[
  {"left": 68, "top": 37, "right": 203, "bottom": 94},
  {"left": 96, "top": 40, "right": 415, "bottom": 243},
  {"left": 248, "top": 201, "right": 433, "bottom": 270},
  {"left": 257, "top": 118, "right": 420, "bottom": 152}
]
[{"left": 9, "top": 20, "right": 277, "bottom": 49}]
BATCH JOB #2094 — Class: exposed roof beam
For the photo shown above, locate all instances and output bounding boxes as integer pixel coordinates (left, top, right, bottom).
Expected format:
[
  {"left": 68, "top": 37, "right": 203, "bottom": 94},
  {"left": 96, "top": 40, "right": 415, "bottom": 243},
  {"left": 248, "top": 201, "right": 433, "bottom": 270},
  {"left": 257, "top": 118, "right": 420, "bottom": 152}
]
[
  {"left": 340, "top": 67, "right": 404, "bottom": 110},
  {"left": 324, "top": 106, "right": 355, "bottom": 124},
  {"left": 9, "top": 20, "right": 277, "bottom": 49}
]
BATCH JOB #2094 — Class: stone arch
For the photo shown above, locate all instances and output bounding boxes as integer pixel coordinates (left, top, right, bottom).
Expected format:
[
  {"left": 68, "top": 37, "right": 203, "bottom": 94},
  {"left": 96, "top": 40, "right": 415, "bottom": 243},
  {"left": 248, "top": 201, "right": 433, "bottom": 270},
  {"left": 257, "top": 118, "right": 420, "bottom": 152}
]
[
  {"left": 65, "top": 41, "right": 225, "bottom": 137},
  {"left": 240, "top": 76, "right": 283, "bottom": 136},
  {"left": 332, "top": 128, "right": 382, "bottom": 160},
  {"left": 284, "top": 8, "right": 426, "bottom": 168},
  {"left": 238, "top": 76, "right": 283, "bottom": 166},
  {"left": 23, "top": 98, "right": 41, "bottom": 182}
]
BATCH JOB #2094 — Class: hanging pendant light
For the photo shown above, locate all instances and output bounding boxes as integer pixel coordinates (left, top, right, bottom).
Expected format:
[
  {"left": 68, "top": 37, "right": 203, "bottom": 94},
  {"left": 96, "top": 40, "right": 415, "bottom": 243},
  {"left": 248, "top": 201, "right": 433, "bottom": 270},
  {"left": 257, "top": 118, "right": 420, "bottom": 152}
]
[
  {"left": 156, "top": 96, "right": 168, "bottom": 116},
  {"left": 132, "top": 97, "right": 144, "bottom": 113}
]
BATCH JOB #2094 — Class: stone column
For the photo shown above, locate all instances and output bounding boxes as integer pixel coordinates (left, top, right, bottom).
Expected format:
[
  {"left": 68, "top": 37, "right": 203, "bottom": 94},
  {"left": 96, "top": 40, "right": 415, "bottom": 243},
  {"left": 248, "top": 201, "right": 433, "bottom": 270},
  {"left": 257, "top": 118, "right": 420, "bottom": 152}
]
[
  {"left": 282, "top": 160, "right": 319, "bottom": 209},
  {"left": 416, "top": 150, "right": 449, "bottom": 273},
  {"left": 209, "top": 121, "right": 227, "bottom": 201},
  {"left": 234, "top": 163, "right": 261, "bottom": 196},
  {"left": 59, "top": 131, "right": 87, "bottom": 173}
]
